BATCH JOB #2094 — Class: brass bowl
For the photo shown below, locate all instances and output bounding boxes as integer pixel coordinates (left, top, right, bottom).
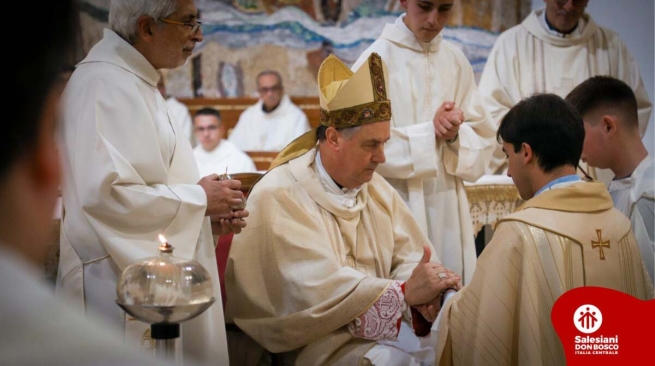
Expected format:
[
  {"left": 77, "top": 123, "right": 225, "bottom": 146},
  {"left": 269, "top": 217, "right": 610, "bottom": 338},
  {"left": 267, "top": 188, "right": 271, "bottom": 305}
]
[{"left": 229, "top": 172, "right": 264, "bottom": 193}]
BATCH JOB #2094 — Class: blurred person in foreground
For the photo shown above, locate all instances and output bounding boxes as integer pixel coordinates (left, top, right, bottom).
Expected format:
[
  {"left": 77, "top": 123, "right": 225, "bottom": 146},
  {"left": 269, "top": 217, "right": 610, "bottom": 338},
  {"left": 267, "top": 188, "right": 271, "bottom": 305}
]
[{"left": 0, "top": 0, "right": 175, "bottom": 364}]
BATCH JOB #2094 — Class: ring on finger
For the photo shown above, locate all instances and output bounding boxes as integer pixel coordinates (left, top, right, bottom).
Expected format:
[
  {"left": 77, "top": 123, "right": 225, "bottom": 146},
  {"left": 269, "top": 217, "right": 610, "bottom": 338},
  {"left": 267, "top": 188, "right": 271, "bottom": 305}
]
[{"left": 438, "top": 272, "right": 447, "bottom": 280}]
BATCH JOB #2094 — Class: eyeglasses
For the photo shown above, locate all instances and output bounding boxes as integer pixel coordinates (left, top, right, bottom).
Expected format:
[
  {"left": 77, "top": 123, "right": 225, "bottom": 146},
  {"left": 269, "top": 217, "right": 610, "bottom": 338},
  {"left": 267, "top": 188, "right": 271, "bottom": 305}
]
[
  {"left": 159, "top": 18, "right": 203, "bottom": 35},
  {"left": 258, "top": 85, "right": 282, "bottom": 94},
  {"left": 194, "top": 125, "right": 219, "bottom": 133}
]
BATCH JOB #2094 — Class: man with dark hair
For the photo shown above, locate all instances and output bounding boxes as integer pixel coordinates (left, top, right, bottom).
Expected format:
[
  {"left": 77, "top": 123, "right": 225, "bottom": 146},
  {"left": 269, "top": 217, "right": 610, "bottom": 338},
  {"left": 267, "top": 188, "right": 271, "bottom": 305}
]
[
  {"left": 435, "top": 94, "right": 652, "bottom": 366},
  {"left": 566, "top": 76, "right": 654, "bottom": 283},
  {"left": 193, "top": 107, "right": 257, "bottom": 175},
  {"left": 229, "top": 70, "right": 310, "bottom": 151},
  {"left": 0, "top": 0, "right": 170, "bottom": 364}
]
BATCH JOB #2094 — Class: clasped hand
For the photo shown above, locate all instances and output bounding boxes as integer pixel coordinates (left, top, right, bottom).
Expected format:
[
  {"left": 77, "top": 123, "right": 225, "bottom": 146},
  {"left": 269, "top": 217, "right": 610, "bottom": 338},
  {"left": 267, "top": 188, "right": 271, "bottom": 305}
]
[
  {"left": 199, "top": 174, "right": 249, "bottom": 234},
  {"left": 404, "top": 245, "right": 462, "bottom": 322},
  {"left": 433, "top": 101, "right": 464, "bottom": 141}
]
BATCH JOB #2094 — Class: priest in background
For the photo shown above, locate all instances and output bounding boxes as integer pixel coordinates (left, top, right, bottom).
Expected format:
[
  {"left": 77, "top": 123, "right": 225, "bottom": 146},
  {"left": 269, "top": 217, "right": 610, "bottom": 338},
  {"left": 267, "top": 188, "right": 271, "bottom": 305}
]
[
  {"left": 226, "top": 53, "right": 461, "bottom": 366},
  {"left": 435, "top": 94, "right": 653, "bottom": 366},
  {"left": 480, "top": 0, "right": 652, "bottom": 182},
  {"left": 0, "top": 0, "right": 174, "bottom": 364},
  {"left": 57, "top": 0, "right": 248, "bottom": 364},
  {"left": 193, "top": 107, "right": 257, "bottom": 176},
  {"left": 229, "top": 70, "right": 311, "bottom": 151},
  {"left": 566, "top": 76, "right": 654, "bottom": 284},
  {"left": 352, "top": 0, "right": 497, "bottom": 285}
]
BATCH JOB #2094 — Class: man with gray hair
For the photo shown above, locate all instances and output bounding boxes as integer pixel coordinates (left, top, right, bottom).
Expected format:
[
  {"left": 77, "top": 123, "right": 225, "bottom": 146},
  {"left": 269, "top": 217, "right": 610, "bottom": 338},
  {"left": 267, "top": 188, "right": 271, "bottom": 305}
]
[
  {"left": 226, "top": 53, "right": 461, "bottom": 366},
  {"left": 229, "top": 70, "right": 310, "bottom": 151},
  {"left": 58, "top": 0, "right": 247, "bottom": 364}
]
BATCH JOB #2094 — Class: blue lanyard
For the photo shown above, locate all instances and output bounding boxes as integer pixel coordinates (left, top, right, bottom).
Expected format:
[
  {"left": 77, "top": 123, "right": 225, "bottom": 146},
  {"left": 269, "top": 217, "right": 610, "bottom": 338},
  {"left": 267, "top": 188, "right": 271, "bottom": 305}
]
[{"left": 535, "top": 175, "right": 581, "bottom": 196}]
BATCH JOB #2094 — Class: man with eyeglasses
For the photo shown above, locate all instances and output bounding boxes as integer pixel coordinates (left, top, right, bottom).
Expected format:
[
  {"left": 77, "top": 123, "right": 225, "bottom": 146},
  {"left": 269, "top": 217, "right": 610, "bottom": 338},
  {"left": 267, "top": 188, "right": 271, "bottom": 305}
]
[
  {"left": 481, "top": 0, "right": 652, "bottom": 184},
  {"left": 229, "top": 70, "right": 311, "bottom": 152},
  {"left": 193, "top": 107, "right": 257, "bottom": 176},
  {"left": 57, "top": 0, "right": 246, "bottom": 364}
]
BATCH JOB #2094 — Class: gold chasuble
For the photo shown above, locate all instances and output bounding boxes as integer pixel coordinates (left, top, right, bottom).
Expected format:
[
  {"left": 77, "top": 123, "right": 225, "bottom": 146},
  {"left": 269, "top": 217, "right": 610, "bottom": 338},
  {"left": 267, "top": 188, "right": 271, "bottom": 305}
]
[
  {"left": 226, "top": 53, "right": 434, "bottom": 365},
  {"left": 436, "top": 182, "right": 653, "bottom": 366}
]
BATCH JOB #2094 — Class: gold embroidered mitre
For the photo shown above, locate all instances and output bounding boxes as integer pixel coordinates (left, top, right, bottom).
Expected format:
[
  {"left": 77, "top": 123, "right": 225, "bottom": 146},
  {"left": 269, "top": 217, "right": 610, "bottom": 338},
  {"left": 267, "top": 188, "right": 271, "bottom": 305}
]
[
  {"left": 268, "top": 53, "right": 391, "bottom": 170},
  {"left": 319, "top": 52, "right": 392, "bottom": 128}
]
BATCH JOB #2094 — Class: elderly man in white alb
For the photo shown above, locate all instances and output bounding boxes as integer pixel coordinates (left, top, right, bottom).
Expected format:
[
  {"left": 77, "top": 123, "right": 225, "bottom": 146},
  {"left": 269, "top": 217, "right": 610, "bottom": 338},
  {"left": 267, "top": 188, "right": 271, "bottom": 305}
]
[
  {"left": 226, "top": 53, "right": 462, "bottom": 365},
  {"left": 57, "top": 0, "right": 248, "bottom": 364},
  {"left": 352, "top": 0, "right": 497, "bottom": 286},
  {"left": 480, "top": 0, "right": 652, "bottom": 181},
  {"left": 193, "top": 107, "right": 257, "bottom": 176},
  {"left": 229, "top": 70, "right": 311, "bottom": 151}
]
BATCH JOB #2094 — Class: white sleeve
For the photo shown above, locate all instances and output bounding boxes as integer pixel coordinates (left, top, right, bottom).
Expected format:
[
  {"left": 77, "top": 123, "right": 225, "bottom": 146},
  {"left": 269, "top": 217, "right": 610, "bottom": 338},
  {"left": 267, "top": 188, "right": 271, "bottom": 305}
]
[{"left": 632, "top": 197, "right": 654, "bottom": 283}]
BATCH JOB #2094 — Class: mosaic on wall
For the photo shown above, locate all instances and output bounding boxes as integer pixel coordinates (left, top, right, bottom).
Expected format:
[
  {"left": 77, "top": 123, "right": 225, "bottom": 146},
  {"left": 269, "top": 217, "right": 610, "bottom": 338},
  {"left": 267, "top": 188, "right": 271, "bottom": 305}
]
[{"left": 79, "top": 0, "right": 530, "bottom": 97}]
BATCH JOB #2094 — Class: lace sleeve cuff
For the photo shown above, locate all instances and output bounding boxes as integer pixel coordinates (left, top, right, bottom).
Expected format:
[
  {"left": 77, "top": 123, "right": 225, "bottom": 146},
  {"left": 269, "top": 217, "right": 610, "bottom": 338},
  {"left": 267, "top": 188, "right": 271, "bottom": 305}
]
[{"left": 347, "top": 281, "right": 406, "bottom": 341}]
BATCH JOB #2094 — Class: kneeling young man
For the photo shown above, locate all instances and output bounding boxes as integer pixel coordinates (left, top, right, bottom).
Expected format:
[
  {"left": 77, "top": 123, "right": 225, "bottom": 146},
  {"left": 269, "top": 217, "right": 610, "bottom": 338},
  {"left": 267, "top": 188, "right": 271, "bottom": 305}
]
[{"left": 436, "top": 94, "right": 653, "bottom": 366}]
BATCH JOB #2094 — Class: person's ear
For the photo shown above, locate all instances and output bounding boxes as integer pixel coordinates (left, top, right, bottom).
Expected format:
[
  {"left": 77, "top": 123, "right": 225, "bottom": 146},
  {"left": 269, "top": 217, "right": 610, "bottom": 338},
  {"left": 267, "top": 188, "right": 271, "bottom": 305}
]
[
  {"left": 601, "top": 115, "right": 617, "bottom": 136},
  {"left": 521, "top": 142, "right": 533, "bottom": 165},
  {"left": 325, "top": 127, "right": 341, "bottom": 151},
  {"left": 137, "top": 16, "right": 156, "bottom": 41}
]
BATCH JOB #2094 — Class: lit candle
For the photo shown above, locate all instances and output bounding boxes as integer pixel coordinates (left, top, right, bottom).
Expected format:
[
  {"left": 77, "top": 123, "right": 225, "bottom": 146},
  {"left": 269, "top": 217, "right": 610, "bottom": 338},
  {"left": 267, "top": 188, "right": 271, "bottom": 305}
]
[{"left": 158, "top": 234, "right": 173, "bottom": 252}]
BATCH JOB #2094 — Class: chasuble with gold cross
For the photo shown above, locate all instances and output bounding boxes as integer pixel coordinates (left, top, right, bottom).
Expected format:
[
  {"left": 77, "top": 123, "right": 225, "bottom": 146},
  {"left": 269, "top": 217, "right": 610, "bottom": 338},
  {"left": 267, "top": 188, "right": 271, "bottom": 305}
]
[{"left": 436, "top": 181, "right": 653, "bottom": 366}]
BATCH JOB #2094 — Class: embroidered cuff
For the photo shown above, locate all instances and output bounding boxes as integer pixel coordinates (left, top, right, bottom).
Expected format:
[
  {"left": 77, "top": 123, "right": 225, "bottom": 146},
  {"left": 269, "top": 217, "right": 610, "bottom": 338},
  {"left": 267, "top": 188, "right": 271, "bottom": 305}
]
[{"left": 347, "top": 281, "right": 406, "bottom": 341}]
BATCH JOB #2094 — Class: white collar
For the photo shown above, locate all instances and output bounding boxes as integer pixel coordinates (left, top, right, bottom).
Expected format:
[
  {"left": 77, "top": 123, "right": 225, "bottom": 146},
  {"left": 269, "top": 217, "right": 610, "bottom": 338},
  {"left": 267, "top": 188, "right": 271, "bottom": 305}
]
[{"left": 315, "top": 150, "right": 361, "bottom": 208}]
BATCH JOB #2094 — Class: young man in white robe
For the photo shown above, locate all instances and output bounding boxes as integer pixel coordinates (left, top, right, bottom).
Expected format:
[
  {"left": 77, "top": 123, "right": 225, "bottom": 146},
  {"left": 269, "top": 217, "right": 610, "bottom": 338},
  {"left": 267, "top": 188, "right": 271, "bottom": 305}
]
[
  {"left": 226, "top": 53, "right": 462, "bottom": 365},
  {"left": 352, "top": 0, "right": 497, "bottom": 285},
  {"left": 193, "top": 107, "right": 257, "bottom": 176},
  {"left": 480, "top": 0, "right": 652, "bottom": 181},
  {"left": 157, "top": 73, "right": 194, "bottom": 147},
  {"left": 0, "top": 2, "right": 173, "bottom": 364},
  {"left": 566, "top": 76, "right": 654, "bottom": 284},
  {"left": 228, "top": 70, "right": 311, "bottom": 151},
  {"left": 435, "top": 94, "right": 653, "bottom": 366},
  {"left": 57, "top": 0, "right": 249, "bottom": 364}
]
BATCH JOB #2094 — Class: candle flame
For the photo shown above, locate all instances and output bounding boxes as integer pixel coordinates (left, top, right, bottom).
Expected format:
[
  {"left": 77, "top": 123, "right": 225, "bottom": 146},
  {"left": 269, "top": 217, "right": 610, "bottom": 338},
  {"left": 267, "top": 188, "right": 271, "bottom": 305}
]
[{"left": 158, "top": 234, "right": 167, "bottom": 244}]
